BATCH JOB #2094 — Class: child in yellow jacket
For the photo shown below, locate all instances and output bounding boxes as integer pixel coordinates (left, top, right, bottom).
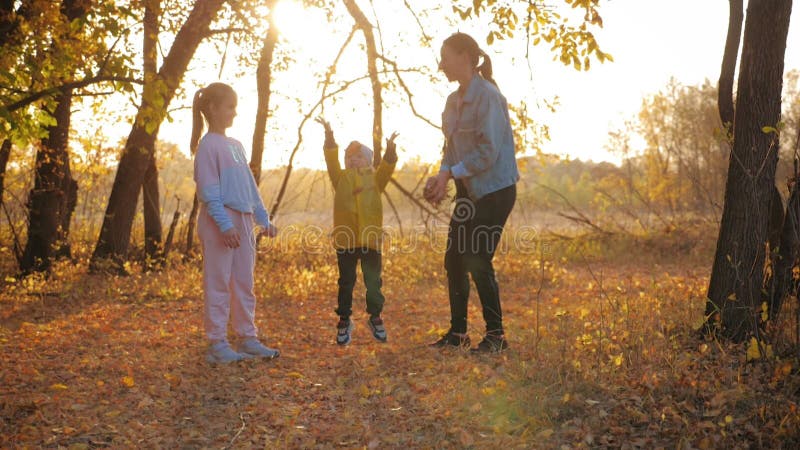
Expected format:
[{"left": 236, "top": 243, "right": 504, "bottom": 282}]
[{"left": 316, "top": 117, "right": 398, "bottom": 345}]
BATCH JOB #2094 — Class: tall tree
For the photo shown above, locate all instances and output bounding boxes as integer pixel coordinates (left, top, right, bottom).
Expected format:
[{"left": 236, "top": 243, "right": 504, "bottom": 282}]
[
  {"left": 704, "top": 0, "right": 793, "bottom": 342},
  {"left": 141, "top": 0, "right": 163, "bottom": 268},
  {"left": 250, "top": 0, "right": 279, "bottom": 185},
  {"left": 20, "top": 0, "right": 93, "bottom": 273},
  {"left": 90, "top": 0, "right": 226, "bottom": 271}
]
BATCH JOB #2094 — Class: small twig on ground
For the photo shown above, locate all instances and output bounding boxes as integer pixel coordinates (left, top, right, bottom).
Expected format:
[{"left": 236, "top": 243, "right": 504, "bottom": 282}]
[{"left": 226, "top": 413, "right": 247, "bottom": 449}]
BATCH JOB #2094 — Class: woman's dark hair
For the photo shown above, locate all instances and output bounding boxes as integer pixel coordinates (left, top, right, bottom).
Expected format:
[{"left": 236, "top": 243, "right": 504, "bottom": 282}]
[
  {"left": 442, "top": 32, "right": 496, "bottom": 87},
  {"left": 190, "top": 82, "right": 236, "bottom": 154}
]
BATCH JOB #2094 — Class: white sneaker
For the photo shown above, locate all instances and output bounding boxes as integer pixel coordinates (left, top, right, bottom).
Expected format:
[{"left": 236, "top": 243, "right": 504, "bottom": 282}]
[
  {"left": 206, "top": 341, "right": 251, "bottom": 364},
  {"left": 238, "top": 338, "right": 280, "bottom": 359}
]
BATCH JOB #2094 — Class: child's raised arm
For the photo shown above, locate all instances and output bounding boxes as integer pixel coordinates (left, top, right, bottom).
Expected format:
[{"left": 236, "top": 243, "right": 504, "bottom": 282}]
[
  {"left": 376, "top": 131, "right": 399, "bottom": 192},
  {"left": 317, "top": 117, "right": 342, "bottom": 187}
]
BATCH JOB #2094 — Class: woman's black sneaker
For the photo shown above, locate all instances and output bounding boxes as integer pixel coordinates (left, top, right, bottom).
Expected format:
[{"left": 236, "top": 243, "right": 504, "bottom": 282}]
[
  {"left": 471, "top": 334, "right": 509, "bottom": 353},
  {"left": 431, "top": 332, "right": 470, "bottom": 348}
]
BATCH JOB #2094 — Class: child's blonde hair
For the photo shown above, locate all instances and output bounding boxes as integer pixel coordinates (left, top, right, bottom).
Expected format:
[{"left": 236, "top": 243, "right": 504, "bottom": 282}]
[{"left": 190, "top": 82, "right": 236, "bottom": 154}]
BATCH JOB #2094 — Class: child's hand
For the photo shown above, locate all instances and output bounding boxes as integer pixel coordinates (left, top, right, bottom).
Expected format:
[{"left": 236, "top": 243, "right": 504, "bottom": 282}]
[
  {"left": 259, "top": 223, "right": 278, "bottom": 239},
  {"left": 383, "top": 131, "right": 399, "bottom": 164},
  {"left": 222, "top": 228, "right": 241, "bottom": 248},
  {"left": 315, "top": 116, "right": 331, "bottom": 131},
  {"left": 315, "top": 117, "right": 336, "bottom": 149}
]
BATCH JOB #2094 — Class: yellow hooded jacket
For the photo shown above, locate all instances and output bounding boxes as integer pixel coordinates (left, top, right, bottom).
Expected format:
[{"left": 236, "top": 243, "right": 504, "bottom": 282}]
[{"left": 324, "top": 145, "right": 395, "bottom": 250}]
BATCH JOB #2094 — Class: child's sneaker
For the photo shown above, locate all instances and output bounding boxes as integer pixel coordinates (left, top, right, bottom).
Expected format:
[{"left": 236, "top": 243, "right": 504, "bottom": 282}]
[
  {"left": 206, "top": 341, "right": 251, "bottom": 364},
  {"left": 237, "top": 338, "right": 280, "bottom": 359},
  {"left": 336, "top": 319, "right": 354, "bottom": 345},
  {"left": 367, "top": 316, "right": 387, "bottom": 342}
]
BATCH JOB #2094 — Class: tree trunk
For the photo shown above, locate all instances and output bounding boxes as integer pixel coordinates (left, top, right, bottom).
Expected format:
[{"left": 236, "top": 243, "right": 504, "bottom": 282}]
[
  {"left": 142, "top": 155, "right": 162, "bottom": 268},
  {"left": 184, "top": 194, "right": 199, "bottom": 258},
  {"left": 90, "top": 0, "right": 225, "bottom": 271},
  {"left": 0, "top": 139, "right": 10, "bottom": 203},
  {"left": 18, "top": 0, "right": 84, "bottom": 273},
  {"left": 718, "top": 0, "right": 743, "bottom": 130},
  {"left": 141, "top": 0, "right": 163, "bottom": 267},
  {"left": 250, "top": 0, "right": 278, "bottom": 184},
  {"left": 20, "top": 88, "right": 74, "bottom": 274},
  {"left": 770, "top": 178, "right": 799, "bottom": 321},
  {"left": 163, "top": 197, "right": 180, "bottom": 256},
  {"left": 704, "top": 0, "right": 793, "bottom": 342},
  {"left": 343, "top": 0, "right": 383, "bottom": 166},
  {"left": 53, "top": 175, "right": 77, "bottom": 259}
]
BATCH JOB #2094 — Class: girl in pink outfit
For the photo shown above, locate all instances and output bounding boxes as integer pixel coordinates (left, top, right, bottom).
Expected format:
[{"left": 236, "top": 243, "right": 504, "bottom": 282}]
[{"left": 191, "top": 82, "right": 280, "bottom": 364}]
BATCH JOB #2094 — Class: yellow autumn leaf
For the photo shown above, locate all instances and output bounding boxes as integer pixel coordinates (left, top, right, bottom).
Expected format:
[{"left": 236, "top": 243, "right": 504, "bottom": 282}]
[
  {"left": 746, "top": 338, "right": 773, "bottom": 361},
  {"left": 121, "top": 376, "right": 135, "bottom": 388},
  {"left": 746, "top": 337, "right": 761, "bottom": 361},
  {"left": 286, "top": 371, "right": 303, "bottom": 379},
  {"left": 50, "top": 383, "right": 68, "bottom": 391}
]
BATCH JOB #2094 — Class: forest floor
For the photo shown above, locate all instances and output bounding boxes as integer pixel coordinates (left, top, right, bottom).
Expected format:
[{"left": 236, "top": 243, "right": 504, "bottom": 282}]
[{"left": 1, "top": 231, "right": 800, "bottom": 449}]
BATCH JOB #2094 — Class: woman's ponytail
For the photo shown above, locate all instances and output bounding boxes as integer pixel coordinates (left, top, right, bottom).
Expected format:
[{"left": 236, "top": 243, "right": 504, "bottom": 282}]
[
  {"left": 478, "top": 50, "right": 497, "bottom": 87},
  {"left": 442, "top": 32, "right": 499, "bottom": 88},
  {"left": 190, "top": 89, "right": 204, "bottom": 155}
]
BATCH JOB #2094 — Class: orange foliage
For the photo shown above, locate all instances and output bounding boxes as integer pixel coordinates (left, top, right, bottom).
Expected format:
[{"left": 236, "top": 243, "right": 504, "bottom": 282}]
[{"left": 1, "top": 236, "right": 800, "bottom": 447}]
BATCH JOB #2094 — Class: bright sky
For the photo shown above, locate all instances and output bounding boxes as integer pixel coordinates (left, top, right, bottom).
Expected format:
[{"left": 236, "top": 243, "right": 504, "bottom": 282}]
[{"left": 146, "top": 0, "right": 800, "bottom": 169}]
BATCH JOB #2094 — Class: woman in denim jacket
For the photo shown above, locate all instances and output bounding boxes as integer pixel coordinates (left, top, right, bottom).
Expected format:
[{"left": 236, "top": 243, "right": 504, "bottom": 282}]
[{"left": 425, "top": 32, "right": 519, "bottom": 353}]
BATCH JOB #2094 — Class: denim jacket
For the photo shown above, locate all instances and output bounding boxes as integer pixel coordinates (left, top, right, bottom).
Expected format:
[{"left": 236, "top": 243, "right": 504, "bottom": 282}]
[{"left": 440, "top": 74, "right": 519, "bottom": 201}]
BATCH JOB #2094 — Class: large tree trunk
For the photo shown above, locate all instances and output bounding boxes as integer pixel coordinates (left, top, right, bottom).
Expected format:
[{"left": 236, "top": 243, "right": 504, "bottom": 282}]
[
  {"left": 19, "top": 0, "right": 85, "bottom": 274},
  {"left": 90, "top": 0, "right": 225, "bottom": 271},
  {"left": 20, "top": 87, "right": 75, "bottom": 274},
  {"left": 704, "top": 0, "right": 792, "bottom": 342},
  {"left": 142, "top": 0, "right": 163, "bottom": 267}
]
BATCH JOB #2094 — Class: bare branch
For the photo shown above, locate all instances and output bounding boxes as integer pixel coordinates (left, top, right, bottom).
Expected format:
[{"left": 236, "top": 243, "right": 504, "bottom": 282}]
[
  {"left": 378, "top": 55, "right": 440, "bottom": 130},
  {"left": 534, "top": 182, "right": 610, "bottom": 235},
  {"left": 2, "top": 76, "right": 142, "bottom": 112}
]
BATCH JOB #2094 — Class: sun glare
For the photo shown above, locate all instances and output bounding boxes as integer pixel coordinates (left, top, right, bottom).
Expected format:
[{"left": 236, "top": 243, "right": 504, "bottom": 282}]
[{"left": 272, "top": 1, "right": 313, "bottom": 43}]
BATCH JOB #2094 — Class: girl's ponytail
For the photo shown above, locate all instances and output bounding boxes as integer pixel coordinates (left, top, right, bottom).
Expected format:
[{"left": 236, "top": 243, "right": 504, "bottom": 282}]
[
  {"left": 478, "top": 50, "right": 497, "bottom": 87},
  {"left": 190, "top": 88, "right": 204, "bottom": 155}
]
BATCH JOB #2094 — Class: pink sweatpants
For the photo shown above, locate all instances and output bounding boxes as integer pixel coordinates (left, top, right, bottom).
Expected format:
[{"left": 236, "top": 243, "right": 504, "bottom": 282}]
[{"left": 198, "top": 206, "right": 259, "bottom": 342}]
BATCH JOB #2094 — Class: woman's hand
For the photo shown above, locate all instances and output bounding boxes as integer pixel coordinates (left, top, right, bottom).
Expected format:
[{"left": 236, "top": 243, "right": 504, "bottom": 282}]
[
  {"left": 424, "top": 171, "right": 450, "bottom": 205},
  {"left": 222, "top": 228, "right": 241, "bottom": 248},
  {"left": 258, "top": 223, "right": 278, "bottom": 239}
]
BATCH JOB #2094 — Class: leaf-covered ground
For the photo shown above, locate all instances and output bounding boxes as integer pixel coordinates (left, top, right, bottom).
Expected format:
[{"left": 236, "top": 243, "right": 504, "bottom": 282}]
[{"left": 2, "top": 237, "right": 800, "bottom": 448}]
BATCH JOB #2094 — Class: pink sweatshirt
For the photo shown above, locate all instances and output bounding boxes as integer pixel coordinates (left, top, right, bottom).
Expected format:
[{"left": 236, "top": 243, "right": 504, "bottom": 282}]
[{"left": 193, "top": 133, "right": 271, "bottom": 232}]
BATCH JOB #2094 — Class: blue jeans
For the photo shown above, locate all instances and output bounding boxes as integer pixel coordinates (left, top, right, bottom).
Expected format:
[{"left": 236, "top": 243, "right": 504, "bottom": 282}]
[
  {"left": 445, "top": 182, "right": 516, "bottom": 335},
  {"left": 335, "top": 247, "right": 385, "bottom": 319}
]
